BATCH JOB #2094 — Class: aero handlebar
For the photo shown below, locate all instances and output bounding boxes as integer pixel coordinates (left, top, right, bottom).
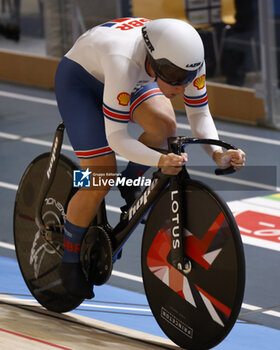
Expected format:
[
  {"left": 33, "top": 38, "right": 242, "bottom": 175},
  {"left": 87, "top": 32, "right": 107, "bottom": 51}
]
[{"left": 168, "top": 136, "right": 238, "bottom": 176}]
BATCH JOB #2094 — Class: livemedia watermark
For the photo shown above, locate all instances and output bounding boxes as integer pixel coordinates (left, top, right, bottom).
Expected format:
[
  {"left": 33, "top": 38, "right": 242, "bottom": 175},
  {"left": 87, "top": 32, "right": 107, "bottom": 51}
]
[{"left": 73, "top": 168, "right": 152, "bottom": 188}]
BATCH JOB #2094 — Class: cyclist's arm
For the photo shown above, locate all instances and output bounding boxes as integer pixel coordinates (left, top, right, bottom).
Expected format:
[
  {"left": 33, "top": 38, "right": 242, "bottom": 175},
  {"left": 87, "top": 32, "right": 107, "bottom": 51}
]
[
  {"left": 186, "top": 105, "right": 222, "bottom": 157},
  {"left": 105, "top": 120, "right": 162, "bottom": 166},
  {"left": 184, "top": 66, "right": 245, "bottom": 169},
  {"left": 102, "top": 55, "right": 163, "bottom": 167},
  {"left": 105, "top": 120, "right": 187, "bottom": 173},
  {"left": 184, "top": 62, "right": 222, "bottom": 157}
]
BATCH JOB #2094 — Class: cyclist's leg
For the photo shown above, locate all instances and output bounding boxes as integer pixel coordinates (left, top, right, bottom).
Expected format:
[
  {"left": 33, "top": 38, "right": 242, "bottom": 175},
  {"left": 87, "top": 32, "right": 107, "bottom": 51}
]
[
  {"left": 59, "top": 153, "right": 116, "bottom": 298},
  {"left": 55, "top": 56, "right": 115, "bottom": 298},
  {"left": 67, "top": 153, "right": 116, "bottom": 227}
]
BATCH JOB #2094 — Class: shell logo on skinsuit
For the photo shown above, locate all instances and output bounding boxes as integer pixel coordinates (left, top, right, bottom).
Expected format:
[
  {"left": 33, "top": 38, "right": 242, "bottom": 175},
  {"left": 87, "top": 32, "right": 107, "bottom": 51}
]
[
  {"left": 117, "top": 92, "right": 131, "bottom": 106},
  {"left": 193, "top": 74, "right": 206, "bottom": 90}
]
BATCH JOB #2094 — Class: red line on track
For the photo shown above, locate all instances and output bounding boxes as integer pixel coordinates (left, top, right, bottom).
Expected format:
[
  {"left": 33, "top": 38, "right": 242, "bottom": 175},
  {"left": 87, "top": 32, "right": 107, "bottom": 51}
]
[{"left": 0, "top": 327, "right": 72, "bottom": 349}]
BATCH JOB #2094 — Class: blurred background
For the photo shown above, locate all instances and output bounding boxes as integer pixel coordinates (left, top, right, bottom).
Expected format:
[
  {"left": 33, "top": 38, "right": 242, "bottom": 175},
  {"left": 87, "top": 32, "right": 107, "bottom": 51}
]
[{"left": 0, "top": 0, "right": 279, "bottom": 128}]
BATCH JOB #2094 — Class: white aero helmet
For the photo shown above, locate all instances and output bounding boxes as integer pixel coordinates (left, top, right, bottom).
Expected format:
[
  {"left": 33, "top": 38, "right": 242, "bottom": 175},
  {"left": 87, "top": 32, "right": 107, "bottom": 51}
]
[{"left": 142, "top": 18, "right": 204, "bottom": 85}]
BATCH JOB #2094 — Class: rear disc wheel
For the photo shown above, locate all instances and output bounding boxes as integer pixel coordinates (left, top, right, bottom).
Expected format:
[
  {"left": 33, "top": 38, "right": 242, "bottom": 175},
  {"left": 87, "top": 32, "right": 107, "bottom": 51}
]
[{"left": 13, "top": 153, "right": 84, "bottom": 313}]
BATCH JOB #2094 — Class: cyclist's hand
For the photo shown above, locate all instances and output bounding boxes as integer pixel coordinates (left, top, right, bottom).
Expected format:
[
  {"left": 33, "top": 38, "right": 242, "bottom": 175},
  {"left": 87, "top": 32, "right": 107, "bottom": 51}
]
[
  {"left": 213, "top": 149, "right": 246, "bottom": 170},
  {"left": 158, "top": 153, "right": 188, "bottom": 175}
]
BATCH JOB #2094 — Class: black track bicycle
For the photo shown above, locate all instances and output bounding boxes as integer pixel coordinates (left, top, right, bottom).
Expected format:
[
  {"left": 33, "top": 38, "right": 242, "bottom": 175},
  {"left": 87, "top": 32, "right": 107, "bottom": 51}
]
[{"left": 14, "top": 123, "right": 245, "bottom": 350}]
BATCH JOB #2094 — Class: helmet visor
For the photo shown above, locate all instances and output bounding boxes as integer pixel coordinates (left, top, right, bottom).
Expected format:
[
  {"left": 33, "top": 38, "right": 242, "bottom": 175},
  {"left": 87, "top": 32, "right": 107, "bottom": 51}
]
[{"left": 148, "top": 54, "right": 199, "bottom": 86}]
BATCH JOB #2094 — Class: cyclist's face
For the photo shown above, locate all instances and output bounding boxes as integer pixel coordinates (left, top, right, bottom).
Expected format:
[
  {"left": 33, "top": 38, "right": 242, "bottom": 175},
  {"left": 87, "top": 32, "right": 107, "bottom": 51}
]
[
  {"left": 147, "top": 62, "right": 187, "bottom": 99},
  {"left": 156, "top": 77, "right": 187, "bottom": 99}
]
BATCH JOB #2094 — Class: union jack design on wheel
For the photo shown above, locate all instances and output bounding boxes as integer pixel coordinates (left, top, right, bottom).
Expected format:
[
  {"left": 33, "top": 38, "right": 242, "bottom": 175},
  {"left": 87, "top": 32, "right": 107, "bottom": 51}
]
[{"left": 147, "top": 212, "right": 232, "bottom": 327}]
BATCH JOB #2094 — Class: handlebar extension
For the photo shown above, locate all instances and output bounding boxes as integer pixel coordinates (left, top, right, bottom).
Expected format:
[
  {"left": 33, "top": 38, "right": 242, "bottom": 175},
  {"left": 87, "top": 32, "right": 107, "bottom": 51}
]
[{"left": 168, "top": 137, "right": 238, "bottom": 176}]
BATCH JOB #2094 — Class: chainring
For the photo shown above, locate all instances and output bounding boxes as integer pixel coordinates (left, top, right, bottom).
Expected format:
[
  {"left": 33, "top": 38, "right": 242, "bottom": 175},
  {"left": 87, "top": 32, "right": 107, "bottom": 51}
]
[{"left": 80, "top": 226, "right": 113, "bottom": 286}]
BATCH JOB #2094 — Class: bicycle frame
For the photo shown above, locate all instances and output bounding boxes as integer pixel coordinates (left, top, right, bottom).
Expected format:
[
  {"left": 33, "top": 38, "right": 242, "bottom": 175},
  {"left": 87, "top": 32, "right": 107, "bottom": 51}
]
[
  {"left": 108, "top": 136, "right": 237, "bottom": 269},
  {"left": 35, "top": 123, "right": 238, "bottom": 268}
]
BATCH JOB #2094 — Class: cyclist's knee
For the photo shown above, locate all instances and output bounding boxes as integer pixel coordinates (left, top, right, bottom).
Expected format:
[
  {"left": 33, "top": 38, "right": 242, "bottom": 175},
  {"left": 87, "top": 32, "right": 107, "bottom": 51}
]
[
  {"left": 89, "top": 174, "right": 115, "bottom": 200},
  {"left": 160, "top": 115, "right": 177, "bottom": 138},
  {"left": 133, "top": 95, "right": 177, "bottom": 139},
  {"left": 146, "top": 110, "right": 176, "bottom": 139},
  {"left": 94, "top": 183, "right": 112, "bottom": 199},
  {"left": 141, "top": 115, "right": 176, "bottom": 147},
  {"left": 78, "top": 153, "right": 117, "bottom": 198}
]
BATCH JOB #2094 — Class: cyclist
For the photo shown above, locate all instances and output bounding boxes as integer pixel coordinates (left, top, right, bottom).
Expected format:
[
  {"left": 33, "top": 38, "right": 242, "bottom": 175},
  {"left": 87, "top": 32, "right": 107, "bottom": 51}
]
[{"left": 55, "top": 18, "right": 245, "bottom": 299}]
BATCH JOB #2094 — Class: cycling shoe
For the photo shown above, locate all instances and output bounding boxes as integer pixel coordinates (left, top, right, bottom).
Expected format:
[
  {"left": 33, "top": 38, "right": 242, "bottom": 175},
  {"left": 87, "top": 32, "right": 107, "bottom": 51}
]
[{"left": 58, "top": 262, "right": 94, "bottom": 299}]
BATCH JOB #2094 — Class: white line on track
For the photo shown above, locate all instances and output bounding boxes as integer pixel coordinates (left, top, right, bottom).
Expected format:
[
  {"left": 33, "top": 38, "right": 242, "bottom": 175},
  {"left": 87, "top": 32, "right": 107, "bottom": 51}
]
[
  {"left": 0, "top": 181, "right": 18, "bottom": 191},
  {"left": 0, "top": 131, "right": 127, "bottom": 161},
  {"left": 80, "top": 303, "right": 150, "bottom": 312},
  {"left": 0, "top": 295, "right": 151, "bottom": 313},
  {"left": 112, "top": 270, "right": 143, "bottom": 283},
  {"left": 0, "top": 90, "right": 57, "bottom": 106},
  {"left": 242, "top": 303, "right": 261, "bottom": 311},
  {"left": 188, "top": 169, "right": 280, "bottom": 192},
  {"left": 241, "top": 303, "right": 280, "bottom": 318},
  {"left": 0, "top": 89, "right": 279, "bottom": 146},
  {"left": 240, "top": 235, "right": 280, "bottom": 252},
  {"left": 0, "top": 242, "right": 15, "bottom": 250}
]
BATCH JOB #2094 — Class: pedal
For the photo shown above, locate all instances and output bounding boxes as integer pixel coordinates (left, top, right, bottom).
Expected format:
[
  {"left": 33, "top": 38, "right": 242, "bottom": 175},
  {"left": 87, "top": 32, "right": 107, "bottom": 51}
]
[
  {"left": 117, "top": 249, "right": 123, "bottom": 260},
  {"left": 80, "top": 226, "right": 113, "bottom": 286}
]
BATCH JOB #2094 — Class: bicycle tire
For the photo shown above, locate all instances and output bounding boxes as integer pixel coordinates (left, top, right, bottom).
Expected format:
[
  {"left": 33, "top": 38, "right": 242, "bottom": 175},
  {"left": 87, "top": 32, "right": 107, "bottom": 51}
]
[
  {"left": 13, "top": 152, "right": 84, "bottom": 313},
  {"left": 141, "top": 178, "right": 245, "bottom": 350}
]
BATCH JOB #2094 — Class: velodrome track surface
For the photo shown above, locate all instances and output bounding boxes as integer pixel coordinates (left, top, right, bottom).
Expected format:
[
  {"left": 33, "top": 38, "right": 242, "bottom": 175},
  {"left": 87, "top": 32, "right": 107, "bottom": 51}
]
[{"left": 0, "top": 81, "right": 280, "bottom": 349}]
